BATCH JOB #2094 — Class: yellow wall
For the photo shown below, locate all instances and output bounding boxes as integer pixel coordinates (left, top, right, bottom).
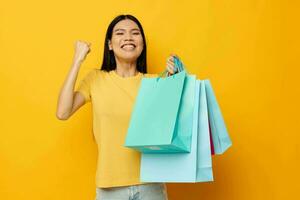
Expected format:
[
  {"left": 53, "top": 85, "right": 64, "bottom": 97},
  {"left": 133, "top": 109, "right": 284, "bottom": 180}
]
[{"left": 1, "top": 0, "right": 299, "bottom": 199}]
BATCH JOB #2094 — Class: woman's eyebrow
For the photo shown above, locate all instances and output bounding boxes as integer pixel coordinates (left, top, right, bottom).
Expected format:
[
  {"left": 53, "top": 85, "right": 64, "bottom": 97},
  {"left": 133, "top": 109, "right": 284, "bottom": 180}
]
[
  {"left": 114, "top": 28, "right": 140, "bottom": 32},
  {"left": 131, "top": 28, "right": 140, "bottom": 31}
]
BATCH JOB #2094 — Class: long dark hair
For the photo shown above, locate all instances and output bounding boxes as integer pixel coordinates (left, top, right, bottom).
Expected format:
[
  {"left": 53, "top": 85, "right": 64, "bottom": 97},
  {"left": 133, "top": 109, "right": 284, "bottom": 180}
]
[{"left": 100, "top": 14, "right": 147, "bottom": 73}]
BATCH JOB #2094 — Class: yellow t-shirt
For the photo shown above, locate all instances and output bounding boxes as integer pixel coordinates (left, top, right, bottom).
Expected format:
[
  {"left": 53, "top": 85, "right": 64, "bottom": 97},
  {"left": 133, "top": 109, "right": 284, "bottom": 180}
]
[{"left": 75, "top": 68, "right": 158, "bottom": 188}]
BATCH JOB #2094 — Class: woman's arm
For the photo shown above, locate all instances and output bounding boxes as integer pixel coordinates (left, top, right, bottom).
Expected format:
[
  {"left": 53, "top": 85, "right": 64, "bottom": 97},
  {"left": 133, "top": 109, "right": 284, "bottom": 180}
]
[{"left": 56, "top": 40, "right": 91, "bottom": 120}]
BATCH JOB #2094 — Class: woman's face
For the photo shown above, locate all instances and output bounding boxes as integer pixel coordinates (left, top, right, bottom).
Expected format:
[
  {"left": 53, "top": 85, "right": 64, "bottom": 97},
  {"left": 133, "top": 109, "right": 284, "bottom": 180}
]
[{"left": 108, "top": 19, "right": 144, "bottom": 63}]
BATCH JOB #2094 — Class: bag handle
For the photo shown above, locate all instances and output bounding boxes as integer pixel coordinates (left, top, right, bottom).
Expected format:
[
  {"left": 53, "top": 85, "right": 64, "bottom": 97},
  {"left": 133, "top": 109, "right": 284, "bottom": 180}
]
[{"left": 156, "top": 56, "right": 186, "bottom": 81}]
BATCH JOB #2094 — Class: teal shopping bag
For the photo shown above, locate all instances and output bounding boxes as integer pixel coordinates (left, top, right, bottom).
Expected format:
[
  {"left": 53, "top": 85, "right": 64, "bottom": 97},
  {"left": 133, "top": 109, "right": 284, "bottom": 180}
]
[
  {"left": 124, "top": 57, "right": 196, "bottom": 153},
  {"left": 140, "top": 80, "right": 214, "bottom": 182},
  {"left": 204, "top": 80, "right": 232, "bottom": 155}
]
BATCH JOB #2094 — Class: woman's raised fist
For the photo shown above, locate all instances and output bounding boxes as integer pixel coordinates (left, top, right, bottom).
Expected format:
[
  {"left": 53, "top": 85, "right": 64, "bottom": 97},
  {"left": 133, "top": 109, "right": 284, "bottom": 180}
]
[{"left": 73, "top": 40, "right": 91, "bottom": 63}]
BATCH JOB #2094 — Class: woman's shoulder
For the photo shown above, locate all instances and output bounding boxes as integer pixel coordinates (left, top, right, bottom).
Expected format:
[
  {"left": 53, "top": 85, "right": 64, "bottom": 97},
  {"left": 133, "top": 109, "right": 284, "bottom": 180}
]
[
  {"left": 92, "top": 68, "right": 110, "bottom": 78},
  {"left": 142, "top": 72, "right": 158, "bottom": 78},
  {"left": 81, "top": 68, "right": 107, "bottom": 82}
]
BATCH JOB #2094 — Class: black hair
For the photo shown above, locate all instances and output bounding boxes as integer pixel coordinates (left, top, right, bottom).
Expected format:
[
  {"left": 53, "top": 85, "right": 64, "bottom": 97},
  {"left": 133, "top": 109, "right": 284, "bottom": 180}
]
[{"left": 100, "top": 14, "right": 147, "bottom": 73}]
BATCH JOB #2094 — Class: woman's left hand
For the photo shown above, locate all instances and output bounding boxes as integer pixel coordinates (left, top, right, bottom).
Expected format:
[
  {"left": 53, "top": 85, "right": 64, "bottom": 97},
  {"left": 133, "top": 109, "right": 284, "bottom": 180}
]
[{"left": 166, "top": 53, "right": 180, "bottom": 76}]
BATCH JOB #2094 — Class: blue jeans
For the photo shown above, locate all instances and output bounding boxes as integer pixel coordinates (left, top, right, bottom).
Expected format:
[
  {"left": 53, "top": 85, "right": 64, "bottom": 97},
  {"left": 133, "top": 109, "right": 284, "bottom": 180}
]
[{"left": 95, "top": 183, "right": 168, "bottom": 200}]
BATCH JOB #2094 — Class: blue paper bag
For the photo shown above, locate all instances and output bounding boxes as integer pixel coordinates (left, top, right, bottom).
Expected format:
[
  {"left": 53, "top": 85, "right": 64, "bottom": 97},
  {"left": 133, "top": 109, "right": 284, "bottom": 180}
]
[
  {"left": 124, "top": 57, "right": 196, "bottom": 153},
  {"left": 140, "top": 80, "right": 214, "bottom": 182},
  {"left": 204, "top": 80, "right": 232, "bottom": 154}
]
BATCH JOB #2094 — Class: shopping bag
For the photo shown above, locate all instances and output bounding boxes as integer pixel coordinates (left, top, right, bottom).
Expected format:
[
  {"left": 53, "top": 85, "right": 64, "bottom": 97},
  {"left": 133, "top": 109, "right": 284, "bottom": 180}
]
[
  {"left": 124, "top": 57, "right": 196, "bottom": 153},
  {"left": 209, "top": 123, "right": 215, "bottom": 155},
  {"left": 140, "top": 80, "right": 214, "bottom": 182},
  {"left": 204, "top": 80, "right": 232, "bottom": 155}
]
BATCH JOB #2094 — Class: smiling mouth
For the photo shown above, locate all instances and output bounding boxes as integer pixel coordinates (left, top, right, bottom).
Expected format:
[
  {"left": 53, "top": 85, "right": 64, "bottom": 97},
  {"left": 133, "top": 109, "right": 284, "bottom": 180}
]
[{"left": 121, "top": 44, "right": 136, "bottom": 49}]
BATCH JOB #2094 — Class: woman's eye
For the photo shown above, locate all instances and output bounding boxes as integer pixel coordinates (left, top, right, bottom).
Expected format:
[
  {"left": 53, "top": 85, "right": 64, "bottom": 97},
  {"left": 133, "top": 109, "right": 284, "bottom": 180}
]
[{"left": 115, "top": 32, "right": 140, "bottom": 35}]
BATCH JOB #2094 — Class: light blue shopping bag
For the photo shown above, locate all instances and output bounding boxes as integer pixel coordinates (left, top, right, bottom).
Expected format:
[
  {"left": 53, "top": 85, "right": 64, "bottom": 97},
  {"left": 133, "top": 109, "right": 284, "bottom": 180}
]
[
  {"left": 140, "top": 80, "right": 214, "bottom": 182},
  {"left": 204, "top": 80, "right": 232, "bottom": 155},
  {"left": 124, "top": 57, "right": 196, "bottom": 153}
]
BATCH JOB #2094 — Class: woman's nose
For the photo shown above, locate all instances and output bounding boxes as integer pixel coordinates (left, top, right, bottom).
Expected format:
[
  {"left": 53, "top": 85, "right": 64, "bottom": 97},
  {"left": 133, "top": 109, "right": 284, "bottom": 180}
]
[{"left": 124, "top": 33, "right": 133, "bottom": 40}]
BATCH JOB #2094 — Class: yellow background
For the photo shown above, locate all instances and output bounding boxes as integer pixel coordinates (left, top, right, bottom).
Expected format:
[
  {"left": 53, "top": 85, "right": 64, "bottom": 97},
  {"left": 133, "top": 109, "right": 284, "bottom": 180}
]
[{"left": 1, "top": 0, "right": 299, "bottom": 199}]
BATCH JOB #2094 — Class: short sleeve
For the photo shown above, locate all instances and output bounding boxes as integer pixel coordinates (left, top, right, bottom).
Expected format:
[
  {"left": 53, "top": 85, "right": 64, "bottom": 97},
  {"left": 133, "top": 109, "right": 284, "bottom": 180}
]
[{"left": 75, "top": 69, "right": 97, "bottom": 103}]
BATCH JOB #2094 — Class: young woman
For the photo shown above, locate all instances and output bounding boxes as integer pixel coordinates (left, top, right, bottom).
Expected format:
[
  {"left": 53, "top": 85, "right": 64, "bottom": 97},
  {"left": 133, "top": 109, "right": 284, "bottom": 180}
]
[{"left": 56, "top": 14, "right": 179, "bottom": 200}]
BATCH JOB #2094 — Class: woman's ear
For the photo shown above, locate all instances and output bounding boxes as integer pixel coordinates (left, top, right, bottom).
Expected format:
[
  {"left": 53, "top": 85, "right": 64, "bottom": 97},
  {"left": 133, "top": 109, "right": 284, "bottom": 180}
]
[{"left": 108, "top": 40, "right": 113, "bottom": 50}]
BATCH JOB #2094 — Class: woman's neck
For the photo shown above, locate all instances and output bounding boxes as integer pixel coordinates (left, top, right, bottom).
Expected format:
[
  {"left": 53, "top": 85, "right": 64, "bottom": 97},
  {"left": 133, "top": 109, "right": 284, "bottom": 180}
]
[{"left": 114, "top": 59, "right": 138, "bottom": 77}]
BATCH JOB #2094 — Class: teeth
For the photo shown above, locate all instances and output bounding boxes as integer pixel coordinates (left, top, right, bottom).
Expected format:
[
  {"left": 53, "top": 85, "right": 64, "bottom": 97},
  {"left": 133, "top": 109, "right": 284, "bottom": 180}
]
[
  {"left": 122, "top": 44, "right": 135, "bottom": 48},
  {"left": 122, "top": 44, "right": 135, "bottom": 50}
]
